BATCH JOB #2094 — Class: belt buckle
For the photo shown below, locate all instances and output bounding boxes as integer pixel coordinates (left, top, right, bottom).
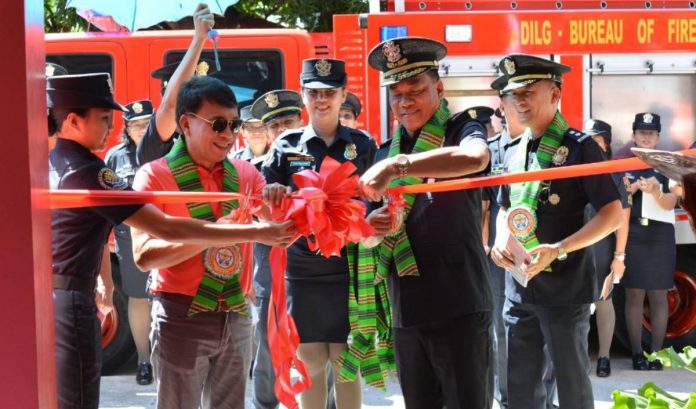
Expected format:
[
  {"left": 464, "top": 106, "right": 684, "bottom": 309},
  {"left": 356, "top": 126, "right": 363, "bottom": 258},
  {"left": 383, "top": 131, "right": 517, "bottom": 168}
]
[{"left": 639, "top": 217, "right": 649, "bottom": 226}]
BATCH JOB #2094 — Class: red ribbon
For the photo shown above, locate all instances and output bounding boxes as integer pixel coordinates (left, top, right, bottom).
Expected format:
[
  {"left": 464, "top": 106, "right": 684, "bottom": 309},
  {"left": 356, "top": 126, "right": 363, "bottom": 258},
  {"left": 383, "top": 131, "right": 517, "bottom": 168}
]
[{"left": 266, "top": 157, "right": 375, "bottom": 408}]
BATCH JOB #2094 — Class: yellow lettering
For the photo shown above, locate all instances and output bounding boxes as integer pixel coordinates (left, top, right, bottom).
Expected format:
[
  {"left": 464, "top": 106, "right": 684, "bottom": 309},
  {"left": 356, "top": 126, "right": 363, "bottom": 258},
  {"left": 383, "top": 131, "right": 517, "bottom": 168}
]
[
  {"left": 520, "top": 20, "right": 552, "bottom": 45},
  {"left": 567, "top": 19, "right": 623, "bottom": 45},
  {"left": 668, "top": 19, "right": 696, "bottom": 43}
]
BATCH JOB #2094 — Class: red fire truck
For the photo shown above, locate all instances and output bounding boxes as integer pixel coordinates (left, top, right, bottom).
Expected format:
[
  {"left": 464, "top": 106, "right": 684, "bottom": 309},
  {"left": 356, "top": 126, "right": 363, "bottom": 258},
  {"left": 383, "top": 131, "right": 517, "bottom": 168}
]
[{"left": 45, "top": 0, "right": 696, "bottom": 371}]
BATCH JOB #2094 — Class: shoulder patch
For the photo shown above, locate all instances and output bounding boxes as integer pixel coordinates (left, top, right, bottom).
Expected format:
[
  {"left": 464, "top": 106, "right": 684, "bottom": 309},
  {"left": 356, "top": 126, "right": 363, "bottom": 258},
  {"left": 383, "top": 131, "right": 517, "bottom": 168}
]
[
  {"left": 565, "top": 128, "right": 591, "bottom": 143},
  {"left": 98, "top": 167, "right": 128, "bottom": 190}
]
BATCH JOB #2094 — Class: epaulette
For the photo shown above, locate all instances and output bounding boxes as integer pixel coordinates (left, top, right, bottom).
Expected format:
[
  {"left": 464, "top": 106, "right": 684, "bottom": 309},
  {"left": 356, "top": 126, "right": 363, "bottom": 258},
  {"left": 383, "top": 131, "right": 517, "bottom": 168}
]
[
  {"left": 275, "top": 126, "right": 305, "bottom": 141},
  {"left": 487, "top": 133, "right": 502, "bottom": 146},
  {"left": 565, "top": 128, "right": 591, "bottom": 143}
]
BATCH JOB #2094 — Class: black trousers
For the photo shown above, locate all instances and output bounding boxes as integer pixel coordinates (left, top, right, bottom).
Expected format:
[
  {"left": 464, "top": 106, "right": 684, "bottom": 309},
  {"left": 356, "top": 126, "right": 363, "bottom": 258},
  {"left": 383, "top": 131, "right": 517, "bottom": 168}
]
[
  {"left": 394, "top": 311, "right": 493, "bottom": 409},
  {"left": 504, "top": 299, "right": 593, "bottom": 409},
  {"left": 54, "top": 289, "right": 101, "bottom": 409}
]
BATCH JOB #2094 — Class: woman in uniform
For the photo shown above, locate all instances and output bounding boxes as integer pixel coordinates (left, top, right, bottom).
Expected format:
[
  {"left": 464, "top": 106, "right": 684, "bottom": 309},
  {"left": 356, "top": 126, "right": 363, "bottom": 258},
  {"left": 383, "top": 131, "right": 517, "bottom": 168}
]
[
  {"left": 622, "top": 113, "right": 678, "bottom": 370},
  {"left": 104, "top": 100, "right": 155, "bottom": 385},
  {"left": 583, "top": 119, "right": 630, "bottom": 377},
  {"left": 262, "top": 58, "right": 376, "bottom": 409}
]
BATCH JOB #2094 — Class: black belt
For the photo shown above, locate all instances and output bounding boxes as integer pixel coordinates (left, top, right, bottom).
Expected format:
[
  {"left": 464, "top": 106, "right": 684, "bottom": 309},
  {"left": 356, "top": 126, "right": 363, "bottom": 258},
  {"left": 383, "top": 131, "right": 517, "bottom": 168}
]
[
  {"left": 52, "top": 274, "right": 96, "bottom": 292},
  {"left": 630, "top": 217, "right": 651, "bottom": 226},
  {"left": 157, "top": 292, "right": 231, "bottom": 312}
]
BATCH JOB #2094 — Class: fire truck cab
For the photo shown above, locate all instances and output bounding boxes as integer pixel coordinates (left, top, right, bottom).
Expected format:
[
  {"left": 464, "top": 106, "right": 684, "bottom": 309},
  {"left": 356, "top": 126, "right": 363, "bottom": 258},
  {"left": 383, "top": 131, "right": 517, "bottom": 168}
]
[{"left": 333, "top": 0, "right": 696, "bottom": 351}]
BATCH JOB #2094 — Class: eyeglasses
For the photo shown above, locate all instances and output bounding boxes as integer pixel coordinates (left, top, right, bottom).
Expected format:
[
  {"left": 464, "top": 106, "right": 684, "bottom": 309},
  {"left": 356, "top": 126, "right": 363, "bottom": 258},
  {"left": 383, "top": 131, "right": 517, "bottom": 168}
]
[{"left": 186, "top": 112, "right": 243, "bottom": 134}]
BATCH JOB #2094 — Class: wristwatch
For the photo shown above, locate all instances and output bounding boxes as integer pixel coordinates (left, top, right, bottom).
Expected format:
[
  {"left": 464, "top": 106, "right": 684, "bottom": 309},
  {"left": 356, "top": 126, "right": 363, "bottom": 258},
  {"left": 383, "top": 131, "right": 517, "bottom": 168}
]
[
  {"left": 614, "top": 252, "right": 626, "bottom": 262},
  {"left": 555, "top": 242, "right": 568, "bottom": 261},
  {"left": 394, "top": 154, "right": 410, "bottom": 178}
]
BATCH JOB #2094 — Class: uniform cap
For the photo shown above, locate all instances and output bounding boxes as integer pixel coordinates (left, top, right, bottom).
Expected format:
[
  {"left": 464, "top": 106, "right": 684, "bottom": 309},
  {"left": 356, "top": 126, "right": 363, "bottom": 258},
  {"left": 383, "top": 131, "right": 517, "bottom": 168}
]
[
  {"left": 47, "top": 73, "right": 126, "bottom": 112},
  {"left": 123, "top": 100, "right": 154, "bottom": 121},
  {"left": 45, "top": 63, "right": 68, "bottom": 78},
  {"left": 368, "top": 36, "right": 446, "bottom": 86},
  {"left": 583, "top": 118, "right": 612, "bottom": 145},
  {"left": 497, "top": 54, "right": 571, "bottom": 92},
  {"left": 239, "top": 105, "right": 261, "bottom": 123},
  {"left": 340, "top": 92, "right": 362, "bottom": 117},
  {"left": 251, "top": 89, "right": 303, "bottom": 124},
  {"left": 632, "top": 112, "right": 661, "bottom": 132},
  {"left": 458, "top": 106, "right": 495, "bottom": 124},
  {"left": 300, "top": 58, "right": 347, "bottom": 89},
  {"left": 151, "top": 59, "right": 217, "bottom": 85}
]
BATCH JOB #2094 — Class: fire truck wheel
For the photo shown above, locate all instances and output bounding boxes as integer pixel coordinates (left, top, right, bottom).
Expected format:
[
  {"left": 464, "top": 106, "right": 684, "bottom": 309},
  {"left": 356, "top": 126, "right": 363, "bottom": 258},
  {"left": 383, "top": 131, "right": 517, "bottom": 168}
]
[{"left": 99, "top": 255, "right": 137, "bottom": 374}]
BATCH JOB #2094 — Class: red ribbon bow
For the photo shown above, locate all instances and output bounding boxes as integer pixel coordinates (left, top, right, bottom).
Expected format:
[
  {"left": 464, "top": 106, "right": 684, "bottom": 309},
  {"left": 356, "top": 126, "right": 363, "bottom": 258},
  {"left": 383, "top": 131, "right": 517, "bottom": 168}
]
[{"left": 267, "top": 157, "right": 375, "bottom": 408}]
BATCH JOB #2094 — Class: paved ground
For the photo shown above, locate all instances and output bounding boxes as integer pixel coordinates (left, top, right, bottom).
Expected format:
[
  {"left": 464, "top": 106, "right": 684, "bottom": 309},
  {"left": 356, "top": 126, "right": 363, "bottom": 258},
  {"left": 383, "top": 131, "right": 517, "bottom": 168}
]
[{"left": 99, "top": 352, "right": 696, "bottom": 408}]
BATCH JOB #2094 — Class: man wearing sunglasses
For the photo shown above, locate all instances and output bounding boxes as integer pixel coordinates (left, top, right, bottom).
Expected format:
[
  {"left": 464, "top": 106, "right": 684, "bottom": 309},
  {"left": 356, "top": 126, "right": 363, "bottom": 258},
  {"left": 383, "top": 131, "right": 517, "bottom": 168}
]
[
  {"left": 130, "top": 75, "right": 283, "bottom": 409},
  {"left": 489, "top": 54, "right": 623, "bottom": 409}
]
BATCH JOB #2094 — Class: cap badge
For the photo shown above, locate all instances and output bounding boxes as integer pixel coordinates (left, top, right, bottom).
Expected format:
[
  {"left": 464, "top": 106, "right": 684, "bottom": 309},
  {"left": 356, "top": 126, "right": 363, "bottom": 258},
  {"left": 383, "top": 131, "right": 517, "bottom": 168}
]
[
  {"left": 344, "top": 143, "right": 357, "bottom": 160},
  {"left": 106, "top": 76, "right": 114, "bottom": 95},
  {"left": 265, "top": 92, "right": 279, "bottom": 109},
  {"left": 643, "top": 113, "right": 653, "bottom": 124},
  {"left": 132, "top": 102, "right": 143, "bottom": 114},
  {"left": 196, "top": 61, "right": 210, "bottom": 76},
  {"left": 468, "top": 109, "right": 477, "bottom": 119},
  {"left": 45, "top": 64, "right": 55, "bottom": 77},
  {"left": 553, "top": 146, "right": 570, "bottom": 166},
  {"left": 503, "top": 58, "right": 516, "bottom": 75},
  {"left": 315, "top": 59, "right": 332, "bottom": 77},
  {"left": 383, "top": 41, "right": 407, "bottom": 69},
  {"left": 98, "top": 168, "right": 128, "bottom": 190}
]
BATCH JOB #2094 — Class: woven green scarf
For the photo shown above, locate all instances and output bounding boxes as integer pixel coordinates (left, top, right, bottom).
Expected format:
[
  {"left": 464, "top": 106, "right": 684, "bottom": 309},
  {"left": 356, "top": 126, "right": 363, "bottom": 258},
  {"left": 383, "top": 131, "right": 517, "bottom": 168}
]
[
  {"left": 335, "top": 243, "right": 394, "bottom": 389},
  {"left": 165, "top": 138, "right": 248, "bottom": 316},
  {"left": 508, "top": 111, "right": 568, "bottom": 249},
  {"left": 375, "top": 99, "right": 450, "bottom": 282}
]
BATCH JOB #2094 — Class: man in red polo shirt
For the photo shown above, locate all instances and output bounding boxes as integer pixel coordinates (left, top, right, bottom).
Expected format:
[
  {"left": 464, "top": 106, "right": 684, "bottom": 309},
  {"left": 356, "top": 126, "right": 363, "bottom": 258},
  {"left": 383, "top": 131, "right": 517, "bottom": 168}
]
[{"left": 132, "top": 75, "right": 273, "bottom": 409}]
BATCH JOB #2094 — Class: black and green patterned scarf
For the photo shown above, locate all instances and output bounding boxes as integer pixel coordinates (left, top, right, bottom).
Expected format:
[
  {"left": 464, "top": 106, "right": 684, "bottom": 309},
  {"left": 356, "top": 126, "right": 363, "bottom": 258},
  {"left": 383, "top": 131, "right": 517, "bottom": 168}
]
[
  {"left": 165, "top": 138, "right": 248, "bottom": 316},
  {"left": 508, "top": 111, "right": 568, "bottom": 249}
]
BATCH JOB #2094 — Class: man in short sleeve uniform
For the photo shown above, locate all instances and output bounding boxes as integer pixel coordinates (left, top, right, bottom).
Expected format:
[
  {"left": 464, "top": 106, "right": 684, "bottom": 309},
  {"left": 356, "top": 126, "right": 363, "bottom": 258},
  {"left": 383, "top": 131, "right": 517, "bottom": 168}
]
[
  {"left": 360, "top": 37, "right": 493, "bottom": 408},
  {"left": 48, "top": 73, "right": 143, "bottom": 408},
  {"left": 490, "top": 55, "right": 623, "bottom": 409}
]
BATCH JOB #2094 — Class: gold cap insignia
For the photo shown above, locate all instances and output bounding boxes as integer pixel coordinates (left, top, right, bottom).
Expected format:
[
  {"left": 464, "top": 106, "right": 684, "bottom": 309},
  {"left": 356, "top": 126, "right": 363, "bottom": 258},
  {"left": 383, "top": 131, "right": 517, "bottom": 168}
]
[
  {"left": 503, "top": 58, "right": 516, "bottom": 76},
  {"left": 315, "top": 59, "right": 332, "bottom": 77},
  {"left": 383, "top": 41, "right": 407, "bottom": 69},
  {"left": 264, "top": 92, "right": 279, "bottom": 109},
  {"left": 196, "top": 61, "right": 210, "bottom": 76},
  {"left": 468, "top": 109, "right": 477, "bottom": 119},
  {"left": 45, "top": 64, "right": 55, "bottom": 77},
  {"left": 132, "top": 102, "right": 143, "bottom": 114},
  {"left": 643, "top": 113, "right": 653, "bottom": 123}
]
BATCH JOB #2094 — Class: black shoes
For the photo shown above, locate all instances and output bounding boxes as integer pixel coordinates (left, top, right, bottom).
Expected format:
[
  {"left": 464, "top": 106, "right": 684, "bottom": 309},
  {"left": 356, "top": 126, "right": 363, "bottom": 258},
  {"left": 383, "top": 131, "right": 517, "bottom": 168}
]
[
  {"left": 136, "top": 362, "right": 153, "bottom": 385},
  {"left": 632, "top": 353, "right": 649, "bottom": 370},
  {"left": 596, "top": 356, "right": 611, "bottom": 377},
  {"left": 648, "top": 358, "right": 664, "bottom": 371}
]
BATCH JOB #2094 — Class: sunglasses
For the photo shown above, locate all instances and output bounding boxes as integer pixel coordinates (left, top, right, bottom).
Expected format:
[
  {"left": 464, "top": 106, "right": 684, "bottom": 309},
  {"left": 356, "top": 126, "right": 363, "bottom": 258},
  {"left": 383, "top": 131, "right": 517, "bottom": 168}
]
[{"left": 187, "top": 112, "right": 243, "bottom": 134}]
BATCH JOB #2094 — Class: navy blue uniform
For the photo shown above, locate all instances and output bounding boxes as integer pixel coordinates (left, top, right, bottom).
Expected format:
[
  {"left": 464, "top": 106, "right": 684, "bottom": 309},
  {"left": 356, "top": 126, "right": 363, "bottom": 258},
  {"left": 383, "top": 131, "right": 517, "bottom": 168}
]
[
  {"left": 262, "top": 124, "right": 376, "bottom": 343},
  {"left": 498, "top": 129, "right": 621, "bottom": 409},
  {"left": 484, "top": 130, "right": 521, "bottom": 409},
  {"left": 105, "top": 142, "right": 150, "bottom": 298},
  {"left": 51, "top": 139, "right": 142, "bottom": 408},
  {"left": 136, "top": 116, "right": 175, "bottom": 165},
  {"left": 373, "top": 118, "right": 493, "bottom": 409},
  {"left": 622, "top": 168, "right": 675, "bottom": 289}
]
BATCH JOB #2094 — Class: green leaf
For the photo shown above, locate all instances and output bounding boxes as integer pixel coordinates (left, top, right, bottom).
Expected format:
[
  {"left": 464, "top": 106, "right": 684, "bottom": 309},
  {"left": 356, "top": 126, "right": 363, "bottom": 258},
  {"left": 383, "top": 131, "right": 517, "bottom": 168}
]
[{"left": 646, "top": 346, "right": 696, "bottom": 374}]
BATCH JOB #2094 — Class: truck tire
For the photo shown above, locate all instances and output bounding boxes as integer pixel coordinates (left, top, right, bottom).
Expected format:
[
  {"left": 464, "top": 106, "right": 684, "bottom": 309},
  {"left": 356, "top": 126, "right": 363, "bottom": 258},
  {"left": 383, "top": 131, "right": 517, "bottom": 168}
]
[
  {"left": 99, "top": 256, "right": 136, "bottom": 374},
  {"left": 613, "top": 244, "right": 696, "bottom": 352}
]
